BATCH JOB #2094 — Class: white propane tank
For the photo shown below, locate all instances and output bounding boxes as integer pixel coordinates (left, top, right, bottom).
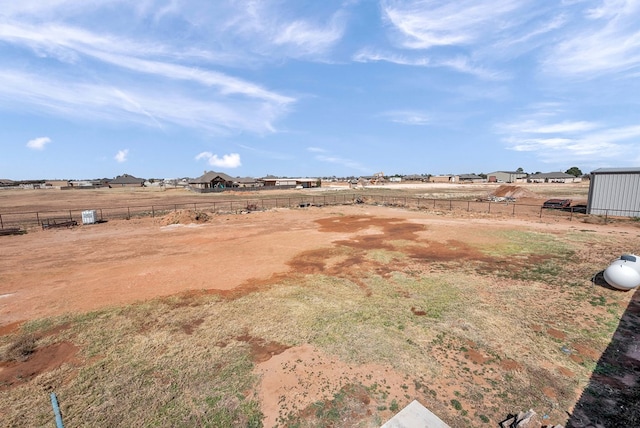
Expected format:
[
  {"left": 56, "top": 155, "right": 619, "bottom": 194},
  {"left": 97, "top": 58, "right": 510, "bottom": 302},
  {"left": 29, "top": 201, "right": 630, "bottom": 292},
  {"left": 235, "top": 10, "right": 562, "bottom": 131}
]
[{"left": 603, "top": 254, "right": 640, "bottom": 291}]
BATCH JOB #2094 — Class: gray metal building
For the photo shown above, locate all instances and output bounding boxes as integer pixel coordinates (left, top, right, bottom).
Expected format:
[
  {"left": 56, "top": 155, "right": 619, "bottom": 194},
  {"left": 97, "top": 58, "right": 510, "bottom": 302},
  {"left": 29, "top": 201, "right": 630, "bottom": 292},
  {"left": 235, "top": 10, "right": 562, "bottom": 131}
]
[
  {"left": 587, "top": 168, "right": 640, "bottom": 217},
  {"left": 486, "top": 171, "right": 528, "bottom": 183}
]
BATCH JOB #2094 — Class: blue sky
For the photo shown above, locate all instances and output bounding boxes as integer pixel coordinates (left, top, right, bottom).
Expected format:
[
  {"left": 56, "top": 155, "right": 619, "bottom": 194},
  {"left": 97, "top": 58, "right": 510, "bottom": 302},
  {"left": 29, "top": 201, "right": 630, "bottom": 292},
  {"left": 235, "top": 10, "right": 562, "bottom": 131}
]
[{"left": 1, "top": 0, "right": 640, "bottom": 180}]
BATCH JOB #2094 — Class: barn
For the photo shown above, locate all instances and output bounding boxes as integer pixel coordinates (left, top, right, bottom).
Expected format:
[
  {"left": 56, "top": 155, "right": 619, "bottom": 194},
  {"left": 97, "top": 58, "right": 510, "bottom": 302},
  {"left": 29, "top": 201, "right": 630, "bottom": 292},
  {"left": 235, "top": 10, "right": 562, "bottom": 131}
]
[{"left": 587, "top": 168, "right": 640, "bottom": 217}]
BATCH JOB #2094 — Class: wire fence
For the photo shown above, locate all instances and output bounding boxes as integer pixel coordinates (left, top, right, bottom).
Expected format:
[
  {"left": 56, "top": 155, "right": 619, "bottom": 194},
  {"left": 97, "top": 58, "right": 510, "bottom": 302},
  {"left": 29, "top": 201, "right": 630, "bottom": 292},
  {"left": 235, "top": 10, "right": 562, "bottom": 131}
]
[{"left": 1, "top": 193, "right": 637, "bottom": 230}]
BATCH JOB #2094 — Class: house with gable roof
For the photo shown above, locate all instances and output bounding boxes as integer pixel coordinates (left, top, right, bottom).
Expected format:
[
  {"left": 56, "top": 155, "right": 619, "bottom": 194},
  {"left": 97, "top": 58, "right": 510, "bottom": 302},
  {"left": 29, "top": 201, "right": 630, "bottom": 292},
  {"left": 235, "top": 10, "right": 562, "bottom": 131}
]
[{"left": 109, "top": 174, "right": 145, "bottom": 187}]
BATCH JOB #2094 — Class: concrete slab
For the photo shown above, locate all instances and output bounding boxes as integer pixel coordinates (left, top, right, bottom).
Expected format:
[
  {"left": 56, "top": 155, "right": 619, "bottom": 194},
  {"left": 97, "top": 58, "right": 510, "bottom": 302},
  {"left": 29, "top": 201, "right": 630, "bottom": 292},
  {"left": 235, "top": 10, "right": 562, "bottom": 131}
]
[{"left": 381, "top": 400, "right": 451, "bottom": 428}]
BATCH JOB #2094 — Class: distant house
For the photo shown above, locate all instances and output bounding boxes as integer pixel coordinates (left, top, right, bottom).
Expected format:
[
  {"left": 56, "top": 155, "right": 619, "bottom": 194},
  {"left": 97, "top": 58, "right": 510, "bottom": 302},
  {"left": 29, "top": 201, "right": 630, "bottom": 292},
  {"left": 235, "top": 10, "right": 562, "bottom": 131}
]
[
  {"left": 190, "top": 171, "right": 235, "bottom": 190},
  {"left": 486, "top": 171, "right": 528, "bottom": 183},
  {"left": 429, "top": 175, "right": 458, "bottom": 183},
  {"left": 404, "top": 174, "right": 427, "bottom": 182},
  {"left": 68, "top": 180, "right": 98, "bottom": 189},
  {"left": 260, "top": 177, "right": 319, "bottom": 188},
  {"left": 44, "top": 180, "right": 71, "bottom": 188},
  {"left": 110, "top": 174, "right": 145, "bottom": 187},
  {"left": 458, "top": 174, "right": 484, "bottom": 183},
  {"left": 527, "top": 172, "right": 581, "bottom": 183},
  {"left": 234, "top": 177, "right": 263, "bottom": 188}
]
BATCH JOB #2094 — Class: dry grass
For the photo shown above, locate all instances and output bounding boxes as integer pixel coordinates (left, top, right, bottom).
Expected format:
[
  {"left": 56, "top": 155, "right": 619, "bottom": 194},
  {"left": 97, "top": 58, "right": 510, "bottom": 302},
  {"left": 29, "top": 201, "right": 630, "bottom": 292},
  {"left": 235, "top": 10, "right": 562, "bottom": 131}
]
[{"left": 3, "top": 333, "right": 37, "bottom": 362}]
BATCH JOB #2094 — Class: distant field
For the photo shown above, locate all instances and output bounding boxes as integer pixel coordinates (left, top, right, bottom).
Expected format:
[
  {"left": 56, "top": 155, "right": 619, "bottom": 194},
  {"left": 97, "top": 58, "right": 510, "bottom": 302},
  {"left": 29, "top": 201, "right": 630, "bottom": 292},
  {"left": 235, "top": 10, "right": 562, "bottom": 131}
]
[
  {"left": 0, "top": 182, "right": 590, "bottom": 230},
  {"left": 0, "top": 181, "right": 590, "bottom": 212}
]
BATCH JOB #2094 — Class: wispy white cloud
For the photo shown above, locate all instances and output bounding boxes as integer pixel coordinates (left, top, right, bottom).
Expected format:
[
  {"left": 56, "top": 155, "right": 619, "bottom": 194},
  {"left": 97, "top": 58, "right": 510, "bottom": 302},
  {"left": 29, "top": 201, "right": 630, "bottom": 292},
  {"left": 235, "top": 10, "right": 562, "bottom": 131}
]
[
  {"left": 0, "top": 69, "right": 286, "bottom": 134},
  {"left": 195, "top": 152, "right": 242, "bottom": 168},
  {"left": 353, "top": 49, "right": 504, "bottom": 80},
  {"left": 497, "top": 120, "right": 600, "bottom": 134},
  {"left": 496, "top": 109, "right": 640, "bottom": 163},
  {"left": 437, "top": 56, "right": 508, "bottom": 80},
  {"left": 26, "top": 136, "right": 51, "bottom": 150},
  {"left": 214, "top": 1, "right": 348, "bottom": 58},
  {"left": 502, "top": 14, "right": 567, "bottom": 47},
  {"left": 114, "top": 149, "right": 129, "bottom": 163},
  {"left": 306, "top": 144, "right": 369, "bottom": 172},
  {"left": 316, "top": 155, "right": 367, "bottom": 172},
  {"left": 0, "top": 22, "right": 295, "bottom": 105},
  {"left": 543, "top": 0, "right": 640, "bottom": 77},
  {"left": 353, "top": 49, "right": 430, "bottom": 66},
  {"left": 272, "top": 15, "right": 345, "bottom": 56},
  {"left": 0, "top": 3, "right": 302, "bottom": 135},
  {"left": 382, "top": 0, "right": 523, "bottom": 49},
  {"left": 307, "top": 147, "right": 327, "bottom": 153},
  {"left": 380, "top": 110, "right": 431, "bottom": 126}
]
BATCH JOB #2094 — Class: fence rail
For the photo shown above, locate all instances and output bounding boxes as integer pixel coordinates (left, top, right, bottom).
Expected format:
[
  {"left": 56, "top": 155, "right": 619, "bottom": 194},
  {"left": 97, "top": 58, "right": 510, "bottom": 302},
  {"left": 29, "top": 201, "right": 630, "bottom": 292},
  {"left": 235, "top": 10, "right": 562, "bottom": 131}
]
[{"left": 1, "top": 194, "right": 638, "bottom": 230}]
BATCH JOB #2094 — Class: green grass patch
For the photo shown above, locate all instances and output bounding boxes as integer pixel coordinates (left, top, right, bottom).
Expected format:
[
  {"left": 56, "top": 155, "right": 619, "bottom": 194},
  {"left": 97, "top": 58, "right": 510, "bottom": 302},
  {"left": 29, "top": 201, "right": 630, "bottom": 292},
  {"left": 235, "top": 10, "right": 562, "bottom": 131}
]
[{"left": 483, "top": 230, "right": 572, "bottom": 257}]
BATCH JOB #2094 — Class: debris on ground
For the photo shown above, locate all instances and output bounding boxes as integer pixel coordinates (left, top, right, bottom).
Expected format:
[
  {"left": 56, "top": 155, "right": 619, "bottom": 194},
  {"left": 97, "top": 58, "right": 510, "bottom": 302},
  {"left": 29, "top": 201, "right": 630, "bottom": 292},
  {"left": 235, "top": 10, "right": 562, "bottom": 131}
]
[
  {"left": 42, "top": 219, "right": 78, "bottom": 229},
  {"left": 0, "top": 228, "right": 26, "bottom": 236},
  {"left": 500, "top": 409, "right": 564, "bottom": 428}
]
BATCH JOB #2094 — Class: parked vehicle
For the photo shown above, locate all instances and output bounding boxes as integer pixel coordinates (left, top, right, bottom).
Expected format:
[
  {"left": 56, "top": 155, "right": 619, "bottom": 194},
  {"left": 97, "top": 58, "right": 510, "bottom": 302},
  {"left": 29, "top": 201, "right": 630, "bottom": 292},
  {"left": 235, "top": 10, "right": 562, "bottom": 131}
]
[
  {"left": 569, "top": 204, "right": 587, "bottom": 214},
  {"left": 542, "top": 199, "right": 572, "bottom": 209}
]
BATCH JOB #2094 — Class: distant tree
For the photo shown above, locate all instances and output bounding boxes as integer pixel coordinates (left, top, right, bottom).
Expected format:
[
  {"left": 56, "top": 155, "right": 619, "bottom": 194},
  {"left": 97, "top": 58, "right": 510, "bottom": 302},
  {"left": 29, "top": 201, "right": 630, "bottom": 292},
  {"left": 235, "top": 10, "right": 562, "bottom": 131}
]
[
  {"left": 565, "top": 167, "right": 582, "bottom": 177},
  {"left": 478, "top": 173, "right": 487, "bottom": 179},
  {"left": 516, "top": 167, "right": 524, "bottom": 173}
]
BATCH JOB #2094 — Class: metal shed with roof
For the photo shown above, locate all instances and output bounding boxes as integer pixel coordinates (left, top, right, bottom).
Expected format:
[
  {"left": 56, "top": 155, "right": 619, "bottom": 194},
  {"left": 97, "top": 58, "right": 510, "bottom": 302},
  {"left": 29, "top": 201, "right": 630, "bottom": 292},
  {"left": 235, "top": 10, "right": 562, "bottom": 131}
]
[{"left": 587, "top": 167, "right": 640, "bottom": 217}]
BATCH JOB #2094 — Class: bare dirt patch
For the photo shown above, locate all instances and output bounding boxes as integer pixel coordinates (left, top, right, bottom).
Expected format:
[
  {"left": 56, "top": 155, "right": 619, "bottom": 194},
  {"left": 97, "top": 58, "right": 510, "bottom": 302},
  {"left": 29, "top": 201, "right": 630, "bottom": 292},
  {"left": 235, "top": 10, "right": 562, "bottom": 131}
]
[
  {"left": 0, "top": 341, "right": 78, "bottom": 390},
  {"left": 254, "top": 344, "right": 414, "bottom": 427}
]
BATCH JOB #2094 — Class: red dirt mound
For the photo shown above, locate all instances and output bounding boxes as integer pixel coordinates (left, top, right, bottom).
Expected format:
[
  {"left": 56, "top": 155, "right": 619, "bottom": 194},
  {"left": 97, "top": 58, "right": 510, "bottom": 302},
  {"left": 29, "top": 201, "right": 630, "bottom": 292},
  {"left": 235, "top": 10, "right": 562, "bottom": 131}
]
[
  {"left": 157, "top": 210, "right": 210, "bottom": 226},
  {"left": 490, "top": 185, "right": 539, "bottom": 199}
]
